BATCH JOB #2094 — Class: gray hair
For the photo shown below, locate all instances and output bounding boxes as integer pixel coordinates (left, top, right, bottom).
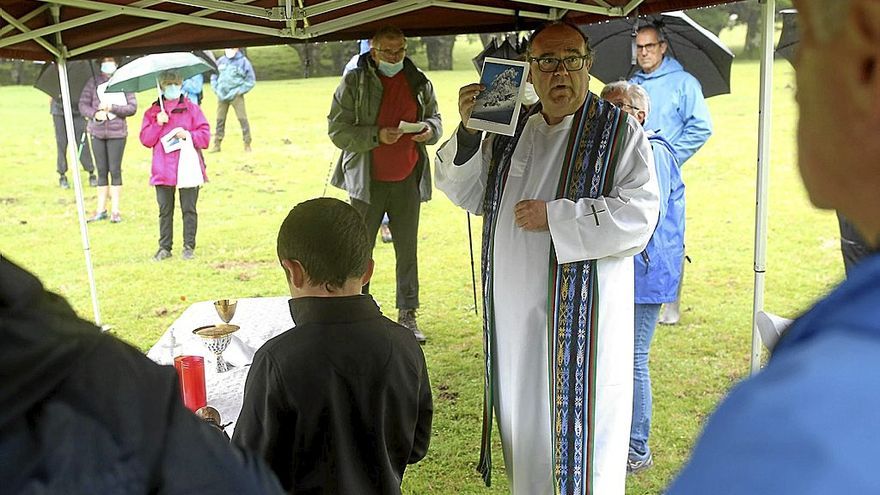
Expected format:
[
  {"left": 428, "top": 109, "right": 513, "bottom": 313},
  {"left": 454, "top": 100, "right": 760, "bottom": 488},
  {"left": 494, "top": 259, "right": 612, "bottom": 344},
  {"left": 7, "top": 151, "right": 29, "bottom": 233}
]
[{"left": 600, "top": 80, "right": 651, "bottom": 118}]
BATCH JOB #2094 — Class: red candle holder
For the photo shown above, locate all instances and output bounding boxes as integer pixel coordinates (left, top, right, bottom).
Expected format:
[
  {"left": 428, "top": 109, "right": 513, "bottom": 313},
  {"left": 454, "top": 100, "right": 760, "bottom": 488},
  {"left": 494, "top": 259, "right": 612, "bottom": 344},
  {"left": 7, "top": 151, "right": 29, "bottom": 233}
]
[{"left": 174, "top": 355, "right": 207, "bottom": 412}]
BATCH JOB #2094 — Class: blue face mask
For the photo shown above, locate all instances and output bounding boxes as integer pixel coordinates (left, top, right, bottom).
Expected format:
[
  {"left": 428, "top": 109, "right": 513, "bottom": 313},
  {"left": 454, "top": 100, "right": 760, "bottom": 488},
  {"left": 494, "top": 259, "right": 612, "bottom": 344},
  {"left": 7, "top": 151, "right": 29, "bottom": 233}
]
[
  {"left": 163, "top": 84, "right": 182, "bottom": 100},
  {"left": 377, "top": 60, "right": 404, "bottom": 77},
  {"left": 100, "top": 62, "right": 117, "bottom": 75}
]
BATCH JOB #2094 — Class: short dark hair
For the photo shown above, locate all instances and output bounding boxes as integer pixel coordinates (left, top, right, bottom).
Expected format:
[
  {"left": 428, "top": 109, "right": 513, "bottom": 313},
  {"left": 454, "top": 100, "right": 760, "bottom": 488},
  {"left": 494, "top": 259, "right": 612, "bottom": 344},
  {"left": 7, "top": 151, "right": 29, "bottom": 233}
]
[
  {"left": 371, "top": 26, "right": 406, "bottom": 46},
  {"left": 277, "top": 198, "right": 370, "bottom": 290},
  {"left": 526, "top": 21, "right": 593, "bottom": 61}
]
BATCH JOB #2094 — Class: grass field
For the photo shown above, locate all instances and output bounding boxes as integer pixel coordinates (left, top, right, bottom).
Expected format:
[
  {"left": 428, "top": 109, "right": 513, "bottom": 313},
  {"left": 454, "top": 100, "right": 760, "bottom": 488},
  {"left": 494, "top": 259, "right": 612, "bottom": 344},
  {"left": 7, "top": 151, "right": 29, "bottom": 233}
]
[{"left": 0, "top": 39, "right": 844, "bottom": 494}]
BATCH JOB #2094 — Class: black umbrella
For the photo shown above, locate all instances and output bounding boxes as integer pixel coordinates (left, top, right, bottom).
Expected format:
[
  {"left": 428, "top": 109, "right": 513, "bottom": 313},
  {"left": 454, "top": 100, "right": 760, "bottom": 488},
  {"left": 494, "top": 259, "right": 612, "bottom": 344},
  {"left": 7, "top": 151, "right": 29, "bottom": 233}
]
[
  {"left": 33, "top": 59, "right": 100, "bottom": 101},
  {"left": 472, "top": 36, "right": 525, "bottom": 73},
  {"left": 194, "top": 49, "right": 218, "bottom": 72},
  {"left": 776, "top": 9, "right": 798, "bottom": 65},
  {"left": 581, "top": 10, "right": 734, "bottom": 98}
]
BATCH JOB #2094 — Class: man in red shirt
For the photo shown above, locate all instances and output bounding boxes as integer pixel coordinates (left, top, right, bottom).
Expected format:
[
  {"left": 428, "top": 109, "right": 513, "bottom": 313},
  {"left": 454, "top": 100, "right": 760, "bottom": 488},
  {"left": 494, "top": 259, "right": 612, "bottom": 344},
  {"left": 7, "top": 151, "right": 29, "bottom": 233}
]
[{"left": 329, "top": 26, "right": 443, "bottom": 343}]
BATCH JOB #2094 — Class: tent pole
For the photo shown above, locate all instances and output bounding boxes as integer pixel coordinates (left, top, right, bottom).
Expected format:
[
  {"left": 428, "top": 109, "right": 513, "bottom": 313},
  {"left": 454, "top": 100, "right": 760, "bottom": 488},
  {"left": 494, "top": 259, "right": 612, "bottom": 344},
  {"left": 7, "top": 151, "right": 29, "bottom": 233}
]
[
  {"left": 750, "top": 0, "right": 775, "bottom": 375},
  {"left": 56, "top": 56, "right": 103, "bottom": 327}
]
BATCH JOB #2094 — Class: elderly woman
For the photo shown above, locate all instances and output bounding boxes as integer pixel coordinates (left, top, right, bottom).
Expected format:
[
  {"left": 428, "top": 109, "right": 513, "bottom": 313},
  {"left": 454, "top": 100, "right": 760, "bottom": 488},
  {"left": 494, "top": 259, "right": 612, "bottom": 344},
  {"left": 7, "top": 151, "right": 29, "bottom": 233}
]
[
  {"left": 139, "top": 70, "right": 211, "bottom": 261},
  {"left": 79, "top": 56, "right": 137, "bottom": 223}
]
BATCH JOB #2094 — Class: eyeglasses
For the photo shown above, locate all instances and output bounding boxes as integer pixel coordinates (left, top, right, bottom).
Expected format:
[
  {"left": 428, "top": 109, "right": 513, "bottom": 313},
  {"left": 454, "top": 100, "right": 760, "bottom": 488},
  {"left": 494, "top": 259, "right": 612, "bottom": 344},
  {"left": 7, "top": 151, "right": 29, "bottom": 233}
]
[
  {"left": 636, "top": 41, "right": 663, "bottom": 52},
  {"left": 375, "top": 46, "right": 406, "bottom": 58},
  {"left": 610, "top": 101, "right": 640, "bottom": 112},
  {"left": 528, "top": 54, "right": 590, "bottom": 73}
]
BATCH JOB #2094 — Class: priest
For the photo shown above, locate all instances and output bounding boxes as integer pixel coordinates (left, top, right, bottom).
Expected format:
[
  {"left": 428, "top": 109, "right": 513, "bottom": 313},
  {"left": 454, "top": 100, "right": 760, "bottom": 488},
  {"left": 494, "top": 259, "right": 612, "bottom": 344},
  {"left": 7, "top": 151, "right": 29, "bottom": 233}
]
[{"left": 435, "top": 21, "right": 659, "bottom": 495}]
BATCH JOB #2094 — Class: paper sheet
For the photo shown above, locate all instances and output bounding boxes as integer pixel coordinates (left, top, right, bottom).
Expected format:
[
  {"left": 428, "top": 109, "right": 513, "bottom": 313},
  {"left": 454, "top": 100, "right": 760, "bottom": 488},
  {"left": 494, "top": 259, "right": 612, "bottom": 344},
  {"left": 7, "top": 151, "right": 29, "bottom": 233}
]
[{"left": 398, "top": 121, "right": 427, "bottom": 134}]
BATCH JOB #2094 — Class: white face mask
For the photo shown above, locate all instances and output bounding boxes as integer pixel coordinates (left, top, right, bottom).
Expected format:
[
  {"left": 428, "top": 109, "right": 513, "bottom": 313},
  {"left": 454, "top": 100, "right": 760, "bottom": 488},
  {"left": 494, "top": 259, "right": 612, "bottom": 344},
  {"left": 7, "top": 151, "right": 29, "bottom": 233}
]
[
  {"left": 100, "top": 61, "right": 117, "bottom": 75},
  {"left": 224, "top": 49, "right": 238, "bottom": 59},
  {"left": 377, "top": 59, "right": 404, "bottom": 77},
  {"left": 522, "top": 82, "right": 539, "bottom": 106}
]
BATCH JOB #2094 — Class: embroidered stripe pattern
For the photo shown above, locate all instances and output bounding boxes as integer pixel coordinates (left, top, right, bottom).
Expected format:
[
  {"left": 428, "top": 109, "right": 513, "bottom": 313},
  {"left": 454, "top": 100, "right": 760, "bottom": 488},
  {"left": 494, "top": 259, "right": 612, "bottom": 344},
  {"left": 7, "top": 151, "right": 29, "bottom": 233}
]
[{"left": 548, "top": 94, "right": 625, "bottom": 495}]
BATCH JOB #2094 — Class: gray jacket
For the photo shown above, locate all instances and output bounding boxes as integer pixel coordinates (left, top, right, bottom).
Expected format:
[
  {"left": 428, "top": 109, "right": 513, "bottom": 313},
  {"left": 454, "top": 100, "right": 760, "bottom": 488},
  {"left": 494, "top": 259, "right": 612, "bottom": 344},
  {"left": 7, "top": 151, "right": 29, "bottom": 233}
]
[{"left": 328, "top": 53, "right": 442, "bottom": 204}]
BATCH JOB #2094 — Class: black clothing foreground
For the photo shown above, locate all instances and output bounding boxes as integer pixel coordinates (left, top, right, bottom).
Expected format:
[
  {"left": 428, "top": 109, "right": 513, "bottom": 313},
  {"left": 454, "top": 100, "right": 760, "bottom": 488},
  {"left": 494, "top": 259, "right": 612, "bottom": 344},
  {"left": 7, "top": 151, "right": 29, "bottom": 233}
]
[
  {"left": 233, "top": 295, "right": 433, "bottom": 494},
  {"left": 0, "top": 256, "right": 283, "bottom": 495}
]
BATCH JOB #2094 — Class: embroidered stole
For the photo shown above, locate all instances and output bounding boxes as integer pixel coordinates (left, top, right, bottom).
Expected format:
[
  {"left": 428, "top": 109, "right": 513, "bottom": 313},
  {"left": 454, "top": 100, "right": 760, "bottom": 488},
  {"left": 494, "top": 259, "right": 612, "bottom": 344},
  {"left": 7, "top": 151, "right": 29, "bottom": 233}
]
[{"left": 477, "top": 94, "right": 630, "bottom": 495}]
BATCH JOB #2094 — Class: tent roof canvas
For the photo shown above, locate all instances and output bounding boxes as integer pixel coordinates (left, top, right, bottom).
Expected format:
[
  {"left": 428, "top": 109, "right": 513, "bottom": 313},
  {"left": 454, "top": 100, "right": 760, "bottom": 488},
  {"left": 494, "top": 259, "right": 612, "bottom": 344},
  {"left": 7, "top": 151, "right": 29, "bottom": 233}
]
[{"left": 1, "top": 0, "right": 731, "bottom": 61}]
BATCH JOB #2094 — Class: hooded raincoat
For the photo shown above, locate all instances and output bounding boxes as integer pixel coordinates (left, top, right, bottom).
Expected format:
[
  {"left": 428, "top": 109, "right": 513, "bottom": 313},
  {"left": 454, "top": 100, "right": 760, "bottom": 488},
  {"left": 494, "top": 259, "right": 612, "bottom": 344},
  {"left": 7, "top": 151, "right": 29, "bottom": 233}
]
[
  {"left": 630, "top": 57, "right": 712, "bottom": 166},
  {"left": 140, "top": 96, "right": 211, "bottom": 186}
]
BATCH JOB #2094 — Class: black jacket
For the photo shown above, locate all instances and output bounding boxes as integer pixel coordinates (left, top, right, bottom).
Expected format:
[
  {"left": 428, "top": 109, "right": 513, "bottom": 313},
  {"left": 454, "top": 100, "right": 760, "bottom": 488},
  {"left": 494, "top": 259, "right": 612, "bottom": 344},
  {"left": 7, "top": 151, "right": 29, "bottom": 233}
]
[
  {"left": 232, "top": 295, "right": 433, "bottom": 494},
  {"left": 0, "top": 257, "right": 283, "bottom": 495}
]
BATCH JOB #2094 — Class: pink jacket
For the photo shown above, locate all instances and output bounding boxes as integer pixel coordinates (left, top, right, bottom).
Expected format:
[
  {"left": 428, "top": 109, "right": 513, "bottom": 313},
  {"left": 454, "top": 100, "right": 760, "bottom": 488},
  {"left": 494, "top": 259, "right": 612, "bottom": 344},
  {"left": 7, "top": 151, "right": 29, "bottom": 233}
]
[{"left": 140, "top": 97, "right": 211, "bottom": 186}]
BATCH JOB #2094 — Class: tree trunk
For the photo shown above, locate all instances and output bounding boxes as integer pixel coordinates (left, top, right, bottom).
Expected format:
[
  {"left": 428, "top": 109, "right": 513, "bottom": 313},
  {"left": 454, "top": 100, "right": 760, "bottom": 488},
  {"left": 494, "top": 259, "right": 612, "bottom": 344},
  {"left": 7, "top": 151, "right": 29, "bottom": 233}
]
[
  {"left": 741, "top": 11, "right": 762, "bottom": 58},
  {"left": 423, "top": 35, "right": 456, "bottom": 70}
]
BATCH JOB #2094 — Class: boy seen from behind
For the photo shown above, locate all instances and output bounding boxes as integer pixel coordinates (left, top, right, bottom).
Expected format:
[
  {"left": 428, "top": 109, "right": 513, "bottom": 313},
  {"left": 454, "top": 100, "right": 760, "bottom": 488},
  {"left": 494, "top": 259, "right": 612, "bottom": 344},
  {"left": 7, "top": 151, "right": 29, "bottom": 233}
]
[{"left": 232, "top": 197, "right": 433, "bottom": 494}]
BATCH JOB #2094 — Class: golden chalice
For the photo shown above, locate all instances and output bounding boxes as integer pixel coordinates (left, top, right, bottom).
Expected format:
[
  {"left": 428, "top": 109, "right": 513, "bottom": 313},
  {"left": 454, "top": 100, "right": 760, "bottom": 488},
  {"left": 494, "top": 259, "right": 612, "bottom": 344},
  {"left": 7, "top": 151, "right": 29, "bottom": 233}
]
[{"left": 214, "top": 299, "right": 237, "bottom": 323}]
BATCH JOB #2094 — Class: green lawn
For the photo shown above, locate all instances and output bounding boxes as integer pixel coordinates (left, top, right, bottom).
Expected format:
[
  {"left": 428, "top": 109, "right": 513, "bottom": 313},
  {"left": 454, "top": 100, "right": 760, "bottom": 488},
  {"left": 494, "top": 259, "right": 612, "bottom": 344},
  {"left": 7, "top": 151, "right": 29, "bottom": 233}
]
[{"left": 0, "top": 50, "right": 842, "bottom": 493}]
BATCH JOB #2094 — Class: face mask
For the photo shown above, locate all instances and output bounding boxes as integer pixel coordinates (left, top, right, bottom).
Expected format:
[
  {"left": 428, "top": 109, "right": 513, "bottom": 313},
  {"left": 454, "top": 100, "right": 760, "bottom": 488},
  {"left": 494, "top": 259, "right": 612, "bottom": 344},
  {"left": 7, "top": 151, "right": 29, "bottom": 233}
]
[
  {"left": 377, "top": 59, "right": 404, "bottom": 77},
  {"left": 225, "top": 49, "right": 238, "bottom": 59},
  {"left": 100, "top": 62, "right": 117, "bottom": 75},
  {"left": 522, "top": 82, "right": 539, "bottom": 106},
  {"left": 163, "top": 84, "right": 182, "bottom": 101}
]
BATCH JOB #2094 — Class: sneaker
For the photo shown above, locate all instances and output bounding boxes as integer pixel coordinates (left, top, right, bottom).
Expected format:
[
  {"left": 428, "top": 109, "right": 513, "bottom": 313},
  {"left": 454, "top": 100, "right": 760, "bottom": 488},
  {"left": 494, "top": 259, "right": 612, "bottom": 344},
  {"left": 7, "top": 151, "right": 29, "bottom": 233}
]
[
  {"left": 88, "top": 174, "right": 98, "bottom": 187},
  {"left": 627, "top": 452, "right": 654, "bottom": 475},
  {"left": 87, "top": 211, "right": 108, "bottom": 222},
  {"left": 110, "top": 212, "right": 122, "bottom": 223},
  {"left": 398, "top": 309, "right": 426, "bottom": 344},
  {"left": 380, "top": 223, "right": 393, "bottom": 243},
  {"left": 59, "top": 175, "right": 70, "bottom": 189},
  {"left": 243, "top": 143, "right": 252, "bottom": 153},
  {"left": 152, "top": 248, "right": 172, "bottom": 261},
  {"left": 182, "top": 246, "right": 195, "bottom": 260},
  {"left": 210, "top": 141, "right": 221, "bottom": 153}
]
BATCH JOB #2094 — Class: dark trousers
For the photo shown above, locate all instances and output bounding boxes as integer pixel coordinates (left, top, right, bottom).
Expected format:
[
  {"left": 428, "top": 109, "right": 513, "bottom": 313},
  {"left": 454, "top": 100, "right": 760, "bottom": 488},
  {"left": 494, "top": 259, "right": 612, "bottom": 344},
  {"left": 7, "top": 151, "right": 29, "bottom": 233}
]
[
  {"left": 91, "top": 137, "right": 126, "bottom": 186},
  {"left": 352, "top": 171, "right": 420, "bottom": 310},
  {"left": 54, "top": 114, "right": 93, "bottom": 175},
  {"left": 215, "top": 94, "right": 251, "bottom": 144},
  {"left": 156, "top": 185, "right": 199, "bottom": 251}
]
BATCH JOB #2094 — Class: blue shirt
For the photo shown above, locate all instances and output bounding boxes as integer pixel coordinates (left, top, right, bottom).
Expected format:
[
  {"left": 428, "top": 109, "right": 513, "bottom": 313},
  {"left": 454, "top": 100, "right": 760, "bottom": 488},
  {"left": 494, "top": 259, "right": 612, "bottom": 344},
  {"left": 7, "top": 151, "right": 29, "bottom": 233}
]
[{"left": 668, "top": 253, "right": 880, "bottom": 495}]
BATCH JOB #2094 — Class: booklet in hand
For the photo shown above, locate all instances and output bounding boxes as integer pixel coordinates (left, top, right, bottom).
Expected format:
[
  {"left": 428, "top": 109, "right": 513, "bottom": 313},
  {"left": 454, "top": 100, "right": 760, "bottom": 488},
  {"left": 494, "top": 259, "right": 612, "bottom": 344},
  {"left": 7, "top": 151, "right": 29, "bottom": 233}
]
[
  {"left": 161, "top": 127, "right": 186, "bottom": 153},
  {"left": 467, "top": 57, "right": 530, "bottom": 136}
]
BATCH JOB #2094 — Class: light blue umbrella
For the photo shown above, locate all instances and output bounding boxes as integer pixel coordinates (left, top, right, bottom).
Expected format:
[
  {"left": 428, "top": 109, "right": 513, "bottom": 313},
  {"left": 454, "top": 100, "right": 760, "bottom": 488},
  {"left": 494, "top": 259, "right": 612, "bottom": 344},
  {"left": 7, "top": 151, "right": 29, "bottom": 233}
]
[{"left": 105, "top": 52, "right": 212, "bottom": 93}]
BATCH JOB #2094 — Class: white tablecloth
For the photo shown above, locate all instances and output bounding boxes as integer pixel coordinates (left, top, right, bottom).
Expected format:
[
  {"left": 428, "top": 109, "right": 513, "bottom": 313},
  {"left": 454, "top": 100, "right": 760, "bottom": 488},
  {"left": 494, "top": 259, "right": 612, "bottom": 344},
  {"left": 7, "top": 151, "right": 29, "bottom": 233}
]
[{"left": 147, "top": 296, "right": 294, "bottom": 436}]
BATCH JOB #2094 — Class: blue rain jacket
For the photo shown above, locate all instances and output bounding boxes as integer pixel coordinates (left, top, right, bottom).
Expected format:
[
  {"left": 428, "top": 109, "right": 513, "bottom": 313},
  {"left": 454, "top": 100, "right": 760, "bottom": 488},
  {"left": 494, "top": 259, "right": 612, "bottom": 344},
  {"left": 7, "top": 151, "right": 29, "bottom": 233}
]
[
  {"left": 182, "top": 73, "right": 203, "bottom": 104},
  {"left": 668, "top": 252, "right": 880, "bottom": 495},
  {"left": 635, "top": 132, "right": 683, "bottom": 304},
  {"left": 630, "top": 57, "right": 712, "bottom": 166},
  {"left": 210, "top": 51, "right": 256, "bottom": 102}
]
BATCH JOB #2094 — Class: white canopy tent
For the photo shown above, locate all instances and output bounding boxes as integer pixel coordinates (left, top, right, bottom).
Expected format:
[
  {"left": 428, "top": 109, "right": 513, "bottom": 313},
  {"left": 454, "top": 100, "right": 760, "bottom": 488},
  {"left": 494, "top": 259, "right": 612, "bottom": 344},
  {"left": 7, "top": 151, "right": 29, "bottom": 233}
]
[{"left": 1, "top": 0, "right": 777, "bottom": 372}]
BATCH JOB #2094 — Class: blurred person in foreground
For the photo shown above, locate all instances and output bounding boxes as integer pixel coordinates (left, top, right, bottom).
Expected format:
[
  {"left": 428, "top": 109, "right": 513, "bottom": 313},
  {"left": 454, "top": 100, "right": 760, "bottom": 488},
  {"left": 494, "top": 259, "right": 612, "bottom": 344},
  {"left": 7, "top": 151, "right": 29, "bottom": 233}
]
[
  {"left": 0, "top": 255, "right": 283, "bottom": 494},
  {"left": 601, "top": 81, "right": 682, "bottom": 475},
  {"left": 668, "top": 0, "right": 880, "bottom": 493},
  {"left": 435, "top": 21, "right": 659, "bottom": 494},
  {"left": 233, "top": 198, "right": 432, "bottom": 494}
]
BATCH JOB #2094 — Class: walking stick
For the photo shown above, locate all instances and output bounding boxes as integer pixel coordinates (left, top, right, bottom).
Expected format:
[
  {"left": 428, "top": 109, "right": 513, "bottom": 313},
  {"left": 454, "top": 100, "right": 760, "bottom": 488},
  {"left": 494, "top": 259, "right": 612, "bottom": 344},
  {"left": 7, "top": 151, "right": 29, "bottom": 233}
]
[{"left": 467, "top": 212, "right": 478, "bottom": 315}]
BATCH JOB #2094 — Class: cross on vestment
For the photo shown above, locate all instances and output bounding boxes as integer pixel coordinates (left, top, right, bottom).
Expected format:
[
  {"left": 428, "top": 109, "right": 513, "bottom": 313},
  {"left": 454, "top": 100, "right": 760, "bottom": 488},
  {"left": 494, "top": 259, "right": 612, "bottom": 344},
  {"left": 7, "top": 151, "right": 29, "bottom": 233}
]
[{"left": 587, "top": 204, "right": 606, "bottom": 226}]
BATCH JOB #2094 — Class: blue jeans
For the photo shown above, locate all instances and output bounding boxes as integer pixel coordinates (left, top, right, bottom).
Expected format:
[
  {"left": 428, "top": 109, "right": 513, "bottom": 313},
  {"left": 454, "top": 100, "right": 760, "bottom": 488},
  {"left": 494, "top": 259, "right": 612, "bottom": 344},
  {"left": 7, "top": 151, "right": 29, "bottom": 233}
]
[{"left": 630, "top": 303, "right": 661, "bottom": 461}]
